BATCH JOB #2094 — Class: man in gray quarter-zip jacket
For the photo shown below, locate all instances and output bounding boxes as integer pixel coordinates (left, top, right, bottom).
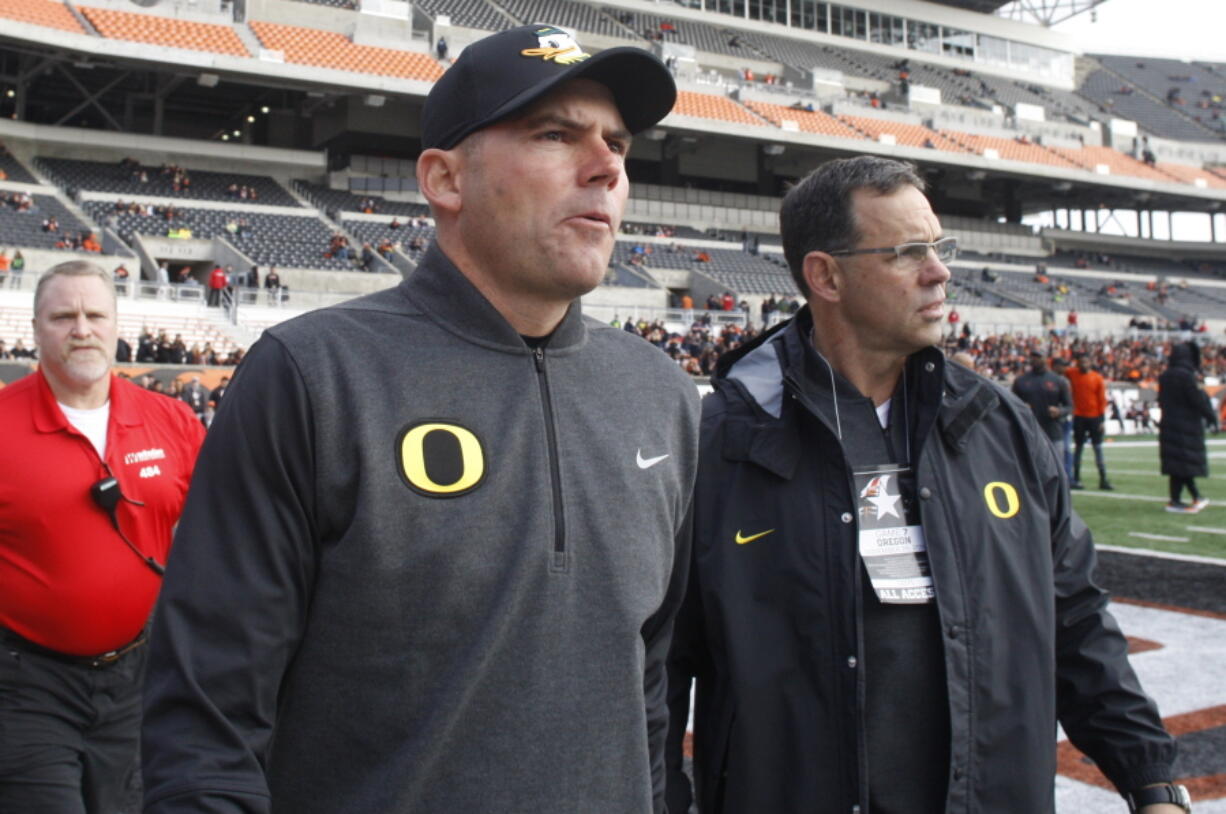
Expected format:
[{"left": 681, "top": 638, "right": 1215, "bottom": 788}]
[{"left": 141, "top": 25, "right": 699, "bottom": 814}]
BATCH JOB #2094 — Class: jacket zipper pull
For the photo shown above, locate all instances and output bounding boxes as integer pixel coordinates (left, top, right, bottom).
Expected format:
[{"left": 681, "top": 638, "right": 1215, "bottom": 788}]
[{"left": 533, "top": 347, "right": 545, "bottom": 371}]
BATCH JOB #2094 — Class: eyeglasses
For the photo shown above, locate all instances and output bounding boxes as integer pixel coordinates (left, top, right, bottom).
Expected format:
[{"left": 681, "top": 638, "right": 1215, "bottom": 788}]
[{"left": 827, "top": 236, "right": 958, "bottom": 267}]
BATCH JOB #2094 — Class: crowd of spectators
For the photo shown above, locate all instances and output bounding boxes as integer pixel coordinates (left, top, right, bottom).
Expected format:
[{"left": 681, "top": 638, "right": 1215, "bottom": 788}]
[
  {"left": 941, "top": 330, "right": 1224, "bottom": 385},
  {"left": 2, "top": 190, "right": 34, "bottom": 212},
  {"left": 0, "top": 249, "right": 25, "bottom": 287},
  {"left": 125, "top": 326, "right": 246, "bottom": 367},
  {"left": 616, "top": 315, "right": 762, "bottom": 376}
]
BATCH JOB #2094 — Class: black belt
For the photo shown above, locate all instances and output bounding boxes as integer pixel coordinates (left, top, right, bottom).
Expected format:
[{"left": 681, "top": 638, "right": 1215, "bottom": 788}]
[{"left": 2, "top": 627, "right": 148, "bottom": 669}]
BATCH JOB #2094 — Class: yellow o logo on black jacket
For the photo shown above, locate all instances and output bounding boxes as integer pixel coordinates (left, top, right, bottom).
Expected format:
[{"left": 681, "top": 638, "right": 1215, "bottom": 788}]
[
  {"left": 397, "top": 421, "right": 486, "bottom": 497},
  {"left": 983, "top": 481, "right": 1020, "bottom": 519}
]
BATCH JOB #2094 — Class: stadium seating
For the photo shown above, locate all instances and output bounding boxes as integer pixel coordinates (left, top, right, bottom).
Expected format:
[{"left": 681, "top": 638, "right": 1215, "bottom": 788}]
[
  {"left": 81, "top": 201, "right": 358, "bottom": 271},
  {"left": 79, "top": 7, "right": 249, "bottom": 57},
  {"left": 613, "top": 10, "right": 749, "bottom": 60},
  {"left": 0, "top": 0, "right": 85, "bottom": 34},
  {"left": 38, "top": 157, "right": 299, "bottom": 207},
  {"left": 940, "top": 130, "right": 1081, "bottom": 169},
  {"left": 837, "top": 114, "right": 968, "bottom": 151},
  {"left": 1095, "top": 55, "right": 1226, "bottom": 135},
  {"left": 1154, "top": 161, "right": 1226, "bottom": 190},
  {"left": 1077, "top": 69, "right": 1217, "bottom": 142},
  {"left": 249, "top": 22, "right": 444, "bottom": 82},
  {"left": 495, "top": 0, "right": 628, "bottom": 37},
  {"left": 743, "top": 99, "right": 865, "bottom": 139},
  {"left": 295, "top": 182, "right": 431, "bottom": 217},
  {"left": 1045, "top": 145, "right": 1176, "bottom": 184},
  {"left": 0, "top": 146, "right": 39, "bottom": 185},
  {"left": 0, "top": 304, "right": 244, "bottom": 358},
  {"left": 673, "top": 91, "right": 768, "bottom": 127},
  {"left": 412, "top": 0, "right": 510, "bottom": 31},
  {"left": 0, "top": 195, "right": 95, "bottom": 251}
]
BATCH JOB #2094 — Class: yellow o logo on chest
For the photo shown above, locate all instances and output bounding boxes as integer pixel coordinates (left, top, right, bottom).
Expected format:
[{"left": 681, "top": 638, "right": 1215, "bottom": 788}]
[
  {"left": 397, "top": 422, "right": 485, "bottom": 497},
  {"left": 983, "top": 481, "right": 1020, "bottom": 519}
]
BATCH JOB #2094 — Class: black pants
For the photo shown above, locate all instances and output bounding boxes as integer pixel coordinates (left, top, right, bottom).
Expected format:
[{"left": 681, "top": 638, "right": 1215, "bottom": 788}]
[
  {"left": 0, "top": 637, "right": 146, "bottom": 813},
  {"left": 1073, "top": 415, "right": 1107, "bottom": 481},
  {"left": 1170, "top": 476, "right": 1201, "bottom": 504}
]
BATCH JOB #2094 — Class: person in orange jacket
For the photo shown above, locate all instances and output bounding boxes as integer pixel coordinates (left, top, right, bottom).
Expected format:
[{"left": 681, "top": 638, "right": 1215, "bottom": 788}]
[{"left": 1065, "top": 353, "right": 1114, "bottom": 490}]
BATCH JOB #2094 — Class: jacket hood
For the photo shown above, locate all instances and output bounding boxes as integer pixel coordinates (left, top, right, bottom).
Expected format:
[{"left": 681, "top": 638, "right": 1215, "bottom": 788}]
[{"left": 1169, "top": 341, "right": 1199, "bottom": 372}]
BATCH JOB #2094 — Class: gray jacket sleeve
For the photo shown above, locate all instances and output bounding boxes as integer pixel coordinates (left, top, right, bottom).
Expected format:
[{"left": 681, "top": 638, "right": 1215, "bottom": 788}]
[
  {"left": 644, "top": 505, "right": 694, "bottom": 814},
  {"left": 142, "top": 336, "right": 318, "bottom": 814}
]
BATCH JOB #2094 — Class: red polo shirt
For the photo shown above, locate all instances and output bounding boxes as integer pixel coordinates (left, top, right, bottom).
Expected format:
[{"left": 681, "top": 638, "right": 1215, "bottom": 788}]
[{"left": 0, "top": 370, "right": 205, "bottom": 655}]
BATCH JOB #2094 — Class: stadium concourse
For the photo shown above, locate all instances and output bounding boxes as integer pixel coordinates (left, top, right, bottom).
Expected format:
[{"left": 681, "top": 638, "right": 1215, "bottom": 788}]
[{"left": 2, "top": 0, "right": 1226, "bottom": 808}]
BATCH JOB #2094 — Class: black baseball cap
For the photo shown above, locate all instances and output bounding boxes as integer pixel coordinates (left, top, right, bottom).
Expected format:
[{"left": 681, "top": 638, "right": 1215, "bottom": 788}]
[{"left": 421, "top": 24, "right": 677, "bottom": 150}]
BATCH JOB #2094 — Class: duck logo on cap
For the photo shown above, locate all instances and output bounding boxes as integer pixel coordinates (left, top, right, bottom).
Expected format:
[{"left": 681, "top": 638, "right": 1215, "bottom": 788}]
[{"left": 520, "top": 26, "right": 590, "bottom": 65}]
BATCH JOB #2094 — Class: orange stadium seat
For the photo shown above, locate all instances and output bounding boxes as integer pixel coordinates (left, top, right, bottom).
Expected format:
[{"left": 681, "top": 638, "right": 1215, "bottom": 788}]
[
  {"left": 1153, "top": 161, "right": 1226, "bottom": 190},
  {"left": 838, "top": 114, "right": 969, "bottom": 152},
  {"left": 79, "top": 7, "right": 248, "bottom": 56},
  {"left": 941, "top": 131, "right": 1082, "bottom": 170},
  {"left": 249, "top": 22, "right": 443, "bottom": 82},
  {"left": 0, "top": 0, "right": 86, "bottom": 34},
  {"left": 743, "top": 100, "right": 866, "bottom": 140},
  {"left": 1046, "top": 145, "right": 1178, "bottom": 184},
  {"left": 672, "top": 91, "right": 767, "bottom": 128}
]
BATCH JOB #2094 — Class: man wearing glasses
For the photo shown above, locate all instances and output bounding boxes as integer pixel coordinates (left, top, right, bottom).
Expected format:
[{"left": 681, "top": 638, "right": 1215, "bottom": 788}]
[{"left": 666, "top": 156, "right": 1185, "bottom": 814}]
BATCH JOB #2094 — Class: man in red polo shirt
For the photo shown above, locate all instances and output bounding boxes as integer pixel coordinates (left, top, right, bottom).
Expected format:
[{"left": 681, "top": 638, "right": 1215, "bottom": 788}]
[{"left": 0, "top": 260, "right": 204, "bottom": 812}]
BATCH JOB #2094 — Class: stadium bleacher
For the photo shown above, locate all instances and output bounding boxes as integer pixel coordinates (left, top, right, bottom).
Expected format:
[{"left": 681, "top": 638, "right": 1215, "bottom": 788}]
[
  {"left": 38, "top": 158, "right": 299, "bottom": 207},
  {"left": 0, "top": 146, "right": 40, "bottom": 185},
  {"left": 80, "top": 7, "right": 250, "bottom": 57},
  {"left": 80, "top": 201, "right": 358, "bottom": 271},
  {"left": 0, "top": 0, "right": 1222, "bottom": 358},
  {"left": 0, "top": 195, "right": 96, "bottom": 251},
  {"left": 249, "top": 22, "right": 444, "bottom": 81}
]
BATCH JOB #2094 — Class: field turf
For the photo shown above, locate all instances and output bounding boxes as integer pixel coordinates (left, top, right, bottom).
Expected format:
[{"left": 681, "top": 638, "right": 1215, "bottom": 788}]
[{"left": 1071, "top": 437, "right": 1226, "bottom": 560}]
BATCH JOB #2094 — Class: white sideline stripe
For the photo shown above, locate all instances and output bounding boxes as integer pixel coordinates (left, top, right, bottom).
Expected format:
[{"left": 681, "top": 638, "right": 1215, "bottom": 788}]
[
  {"left": 1070, "top": 490, "right": 1166, "bottom": 502},
  {"left": 1097, "top": 542, "right": 1226, "bottom": 566},
  {"left": 1127, "top": 531, "right": 1189, "bottom": 542},
  {"left": 1104, "top": 439, "right": 1226, "bottom": 448},
  {"left": 1187, "top": 525, "right": 1226, "bottom": 535}
]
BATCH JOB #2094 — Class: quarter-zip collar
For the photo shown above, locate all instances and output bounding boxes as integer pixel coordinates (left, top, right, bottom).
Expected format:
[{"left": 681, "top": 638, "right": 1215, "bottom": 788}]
[{"left": 397, "top": 243, "right": 588, "bottom": 355}]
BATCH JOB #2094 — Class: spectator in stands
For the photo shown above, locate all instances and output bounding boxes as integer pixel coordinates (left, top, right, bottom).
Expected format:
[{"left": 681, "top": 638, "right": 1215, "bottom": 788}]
[
  {"left": 141, "top": 27, "right": 693, "bottom": 814},
  {"left": 207, "top": 264, "right": 226, "bottom": 307},
  {"left": 113, "top": 263, "right": 130, "bottom": 281},
  {"left": 10, "top": 252, "right": 23, "bottom": 286},
  {"left": 208, "top": 375, "right": 229, "bottom": 406},
  {"left": 0, "top": 250, "right": 7, "bottom": 288},
  {"left": 11, "top": 338, "right": 34, "bottom": 359},
  {"left": 0, "top": 261, "right": 204, "bottom": 814},
  {"left": 361, "top": 242, "right": 376, "bottom": 271},
  {"left": 1158, "top": 342, "right": 1218, "bottom": 513},
  {"left": 0, "top": 340, "right": 8, "bottom": 359},
  {"left": 42, "top": 215, "right": 58, "bottom": 233},
  {"left": 264, "top": 267, "right": 281, "bottom": 294},
  {"left": 248, "top": 265, "right": 259, "bottom": 289},
  {"left": 181, "top": 375, "right": 210, "bottom": 417},
  {"left": 436, "top": 36, "right": 448, "bottom": 61}
]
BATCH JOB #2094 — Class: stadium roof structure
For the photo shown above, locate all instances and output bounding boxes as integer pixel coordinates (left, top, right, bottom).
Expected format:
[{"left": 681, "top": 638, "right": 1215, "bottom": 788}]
[
  {"left": 994, "top": 0, "right": 1110, "bottom": 27},
  {"left": 932, "top": 0, "right": 1013, "bottom": 14}
]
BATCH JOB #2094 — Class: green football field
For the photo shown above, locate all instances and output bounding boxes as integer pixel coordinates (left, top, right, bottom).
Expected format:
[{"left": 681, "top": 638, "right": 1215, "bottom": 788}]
[{"left": 1070, "top": 436, "right": 1226, "bottom": 560}]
